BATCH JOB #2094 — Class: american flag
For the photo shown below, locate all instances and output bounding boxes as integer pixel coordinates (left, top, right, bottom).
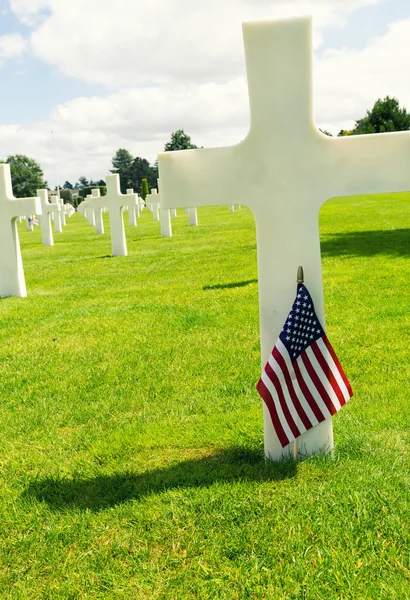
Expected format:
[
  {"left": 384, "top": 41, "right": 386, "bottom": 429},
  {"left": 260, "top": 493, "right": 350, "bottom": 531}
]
[{"left": 256, "top": 283, "right": 353, "bottom": 448}]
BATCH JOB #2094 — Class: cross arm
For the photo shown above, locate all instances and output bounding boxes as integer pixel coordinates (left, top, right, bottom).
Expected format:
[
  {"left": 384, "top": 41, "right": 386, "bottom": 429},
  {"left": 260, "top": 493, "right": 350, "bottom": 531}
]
[
  {"left": 89, "top": 196, "right": 108, "bottom": 209},
  {"left": 321, "top": 131, "right": 410, "bottom": 201},
  {"left": 8, "top": 196, "right": 41, "bottom": 219},
  {"left": 158, "top": 145, "right": 251, "bottom": 209}
]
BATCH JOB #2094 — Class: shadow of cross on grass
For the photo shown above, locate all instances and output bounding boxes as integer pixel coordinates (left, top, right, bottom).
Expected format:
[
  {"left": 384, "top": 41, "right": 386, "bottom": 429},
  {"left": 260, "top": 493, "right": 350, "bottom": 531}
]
[
  {"left": 203, "top": 279, "right": 258, "bottom": 291},
  {"left": 24, "top": 446, "right": 297, "bottom": 512},
  {"left": 320, "top": 228, "right": 410, "bottom": 258}
]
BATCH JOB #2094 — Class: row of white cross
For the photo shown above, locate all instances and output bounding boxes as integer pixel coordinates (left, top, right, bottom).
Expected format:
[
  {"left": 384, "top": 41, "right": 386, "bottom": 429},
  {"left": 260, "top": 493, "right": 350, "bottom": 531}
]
[
  {"left": 75, "top": 178, "right": 207, "bottom": 248},
  {"left": 0, "top": 164, "right": 78, "bottom": 297},
  {"left": 0, "top": 166, "right": 234, "bottom": 299},
  {"left": 2, "top": 16, "right": 409, "bottom": 461}
]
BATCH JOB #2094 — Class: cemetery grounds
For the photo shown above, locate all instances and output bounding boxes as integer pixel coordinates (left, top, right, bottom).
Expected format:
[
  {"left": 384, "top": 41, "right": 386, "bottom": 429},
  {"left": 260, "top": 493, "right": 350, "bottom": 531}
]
[{"left": 0, "top": 193, "right": 409, "bottom": 599}]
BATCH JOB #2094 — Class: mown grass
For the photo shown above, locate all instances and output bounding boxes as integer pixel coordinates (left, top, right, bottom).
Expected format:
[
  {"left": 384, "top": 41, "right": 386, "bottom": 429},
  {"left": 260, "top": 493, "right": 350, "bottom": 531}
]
[{"left": 0, "top": 194, "right": 409, "bottom": 599}]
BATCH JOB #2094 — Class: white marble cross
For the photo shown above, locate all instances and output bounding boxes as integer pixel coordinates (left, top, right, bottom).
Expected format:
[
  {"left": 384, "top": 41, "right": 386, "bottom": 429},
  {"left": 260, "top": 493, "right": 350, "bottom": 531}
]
[
  {"left": 146, "top": 186, "right": 172, "bottom": 237},
  {"left": 188, "top": 207, "right": 198, "bottom": 226},
  {"left": 0, "top": 164, "right": 41, "bottom": 298},
  {"left": 54, "top": 199, "right": 63, "bottom": 233},
  {"left": 94, "top": 174, "right": 137, "bottom": 256},
  {"left": 37, "top": 189, "right": 60, "bottom": 246},
  {"left": 126, "top": 188, "right": 139, "bottom": 226},
  {"left": 158, "top": 16, "right": 410, "bottom": 461},
  {"left": 84, "top": 195, "right": 96, "bottom": 226},
  {"left": 90, "top": 188, "right": 105, "bottom": 234},
  {"left": 59, "top": 197, "right": 66, "bottom": 226},
  {"left": 147, "top": 188, "right": 160, "bottom": 221},
  {"left": 157, "top": 183, "right": 172, "bottom": 238}
]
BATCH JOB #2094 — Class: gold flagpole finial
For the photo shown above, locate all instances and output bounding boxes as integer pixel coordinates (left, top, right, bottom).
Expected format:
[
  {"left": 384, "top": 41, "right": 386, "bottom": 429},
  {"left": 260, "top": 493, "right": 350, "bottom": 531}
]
[{"left": 297, "top": 266, "right": 304, "bottom": 284}]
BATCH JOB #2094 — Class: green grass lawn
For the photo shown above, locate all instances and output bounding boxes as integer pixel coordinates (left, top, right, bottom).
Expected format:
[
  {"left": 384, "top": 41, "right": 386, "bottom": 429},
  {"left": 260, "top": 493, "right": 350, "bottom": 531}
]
[{"left": 0, "top": 195, "right": 409, "bottom": 599}]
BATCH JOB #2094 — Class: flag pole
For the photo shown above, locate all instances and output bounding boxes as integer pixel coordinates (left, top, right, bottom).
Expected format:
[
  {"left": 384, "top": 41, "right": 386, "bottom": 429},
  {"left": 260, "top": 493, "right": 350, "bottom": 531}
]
[{"left": 293, "top": 265, "right": 304, "bottom": 461}]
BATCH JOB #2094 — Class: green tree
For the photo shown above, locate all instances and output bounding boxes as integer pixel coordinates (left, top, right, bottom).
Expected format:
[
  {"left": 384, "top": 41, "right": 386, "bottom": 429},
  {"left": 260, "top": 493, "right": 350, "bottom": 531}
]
[
  {"left": 128, "top": 156, "right": 157, "bottom": 194},
  {"left": 110, "top": 148, "right": 134, "bottom": 193},
  {"left": 76, "top": 176, "right": 89, "bottom": 188},
  {"left": 351, "top": 96, "right": 410, "bottom": 135},
  {"left": 141, "top": 178, "right": 149, "bottom": 201},
  {"left": 337, "top": 129, "right": 354, "bottom": 137},
  {"left": 63, "top": 180, "right": 73, "bottom": 189},
  {"left": 164, "top": 129, "right": 197, "bottom": 152},
  {"left": 2, "top": 154, "right": 48, "bottom": 197},
  {"left": 79, "top": 186, "right": 107, "bottom": 200},
  {"left": 59, "top": 189, "right": 73, "bottom": 205},
  {"left": 319, "top": 128, "right": 332, "bottom": 136}
]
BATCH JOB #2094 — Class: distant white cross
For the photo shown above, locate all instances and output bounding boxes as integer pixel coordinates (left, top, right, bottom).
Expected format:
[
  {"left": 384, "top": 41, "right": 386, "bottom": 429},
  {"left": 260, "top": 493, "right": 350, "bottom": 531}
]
[
  {"left": 126, "top": 189, "right": 138, "bottom": 226},
  {"left": 54, "top": 198, "right": 63, "bottom": 233},
  {"left": 95, "top": 174, "right": 137, "bottom": 256},
  {"left": 59, "top": 197, "right": 66, "bottom": 226},
  {"left": 0, "top": 164, "right": 41, "bottom": 297},
  {"left": 37, "top": 189, "right": 60, "bottom": 246},
  {"left": 90, "top": 188, "right": 105, "bottom": 234},
  {"left": 82, "top": 195, "right": 95, "bottom": 227},
  {"left": 147, "top": 185, "right": 172, "bottom": 237},
  {"left": 158, "top": 16, "right": 410, "bottom": 460},
  {"left": 146, "top": 188, "right": 160, "bottom": 221}
]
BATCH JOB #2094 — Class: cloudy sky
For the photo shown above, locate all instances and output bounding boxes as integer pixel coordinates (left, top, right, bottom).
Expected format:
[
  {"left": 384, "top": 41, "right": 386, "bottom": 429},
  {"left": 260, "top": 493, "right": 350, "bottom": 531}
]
[{"left": 1, "top": 0, "right": 410, "bottom": 187}]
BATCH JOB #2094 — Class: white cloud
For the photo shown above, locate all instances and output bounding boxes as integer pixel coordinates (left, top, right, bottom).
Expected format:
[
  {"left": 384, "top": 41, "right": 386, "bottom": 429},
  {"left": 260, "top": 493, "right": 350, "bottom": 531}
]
[
  {"left": 3, "top": 0, "right": 410, "bottom": 187},
  {"left": 9, "top": 0, "right": 51, "bottom": 26},
  {"left": 10, "top": 0, "right": 383, "bottom": 86},
  {"left": 314, "top": 19, "right": 410, "bottom": 133},
  {"left": 0, "top": 32, "right": 27, "bottom": 60}
]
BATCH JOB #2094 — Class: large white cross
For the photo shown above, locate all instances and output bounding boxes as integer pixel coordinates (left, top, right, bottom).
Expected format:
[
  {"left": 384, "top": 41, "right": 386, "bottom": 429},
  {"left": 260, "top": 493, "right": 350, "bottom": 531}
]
[
  {"left": 37, "top": 189, "right": 60, "bottom": 246},
  {"left": 0, "top": 164, "right": 41, "bottom": 298},
  {"left": 158, "top": 16, "right": 410, "bottom": 461}
]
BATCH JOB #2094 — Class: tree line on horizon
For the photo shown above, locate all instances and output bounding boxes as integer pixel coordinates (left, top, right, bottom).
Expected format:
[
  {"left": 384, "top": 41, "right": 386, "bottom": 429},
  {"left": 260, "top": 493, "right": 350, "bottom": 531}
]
[
  {"left": 3, "top": 98, "right": 410, "bottom": 202},
  {"left": 60, "top": 130, "right": 197, "bottom": 206}
]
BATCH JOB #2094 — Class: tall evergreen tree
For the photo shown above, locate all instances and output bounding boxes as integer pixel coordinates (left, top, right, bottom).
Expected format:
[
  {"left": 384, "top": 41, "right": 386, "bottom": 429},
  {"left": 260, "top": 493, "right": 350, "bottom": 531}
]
[
  {"left": 128, "top": 156, "right": 157, "bottom": 193},
  {"left": 110, "top": 148, "right": 133, "bottom": 193},
  {"left": 77, "top": 176, "right": 89, "bottom": 188},
  {"left": 141, "top": 178, "right": 149, "bottom": 201}
]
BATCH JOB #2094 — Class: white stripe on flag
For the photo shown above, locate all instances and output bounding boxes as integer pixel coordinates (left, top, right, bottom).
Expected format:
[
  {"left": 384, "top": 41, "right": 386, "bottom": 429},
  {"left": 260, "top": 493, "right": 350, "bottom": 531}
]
[
  {"left": 275, "top": 339, "right": 319, "bottom": 427},
  {"left": 316, "top": 337, "right": 351, "bottom": 401},
  {"left": 295, "top": 353, "right": 333, "bottom": 419},
  {"left": 260, "top": 370, "right": 295, "bottom": 443},
  {"left": 305, "top": 345, "right": 343, "bottom": 411}
]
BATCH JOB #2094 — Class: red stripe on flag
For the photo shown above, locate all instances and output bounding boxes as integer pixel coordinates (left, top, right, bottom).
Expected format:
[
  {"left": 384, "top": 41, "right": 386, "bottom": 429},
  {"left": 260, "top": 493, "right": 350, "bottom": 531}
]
[
  {"left": 272, "top": 347, "right": 312, "bottom": 430},
  {"left": 256, "top": 378, "right": 290, "bottom": 448},
  {"left": 322, "top": 335, "right": 353, "bottom": 397},
  {"left": 293, "top": 360, "right": 326, "bottom": 423},
  {"left": 301, "top": 350, "right": 337, "bottom": 415},
  {"left": 265, "top": 361, "right": 301, "bottom": 440},
  {"left": 265, "top": 363, "right": 300, "bottom": 438},
  {"left": 311, "top": 341, "right": 346, "bottom": 407}
]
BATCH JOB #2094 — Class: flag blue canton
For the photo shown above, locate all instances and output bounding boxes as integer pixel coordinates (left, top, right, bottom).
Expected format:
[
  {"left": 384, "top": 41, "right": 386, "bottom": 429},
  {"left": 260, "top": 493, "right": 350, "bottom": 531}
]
[{"left": 279, "top": 283, "right": 325, "bottom": 361}]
